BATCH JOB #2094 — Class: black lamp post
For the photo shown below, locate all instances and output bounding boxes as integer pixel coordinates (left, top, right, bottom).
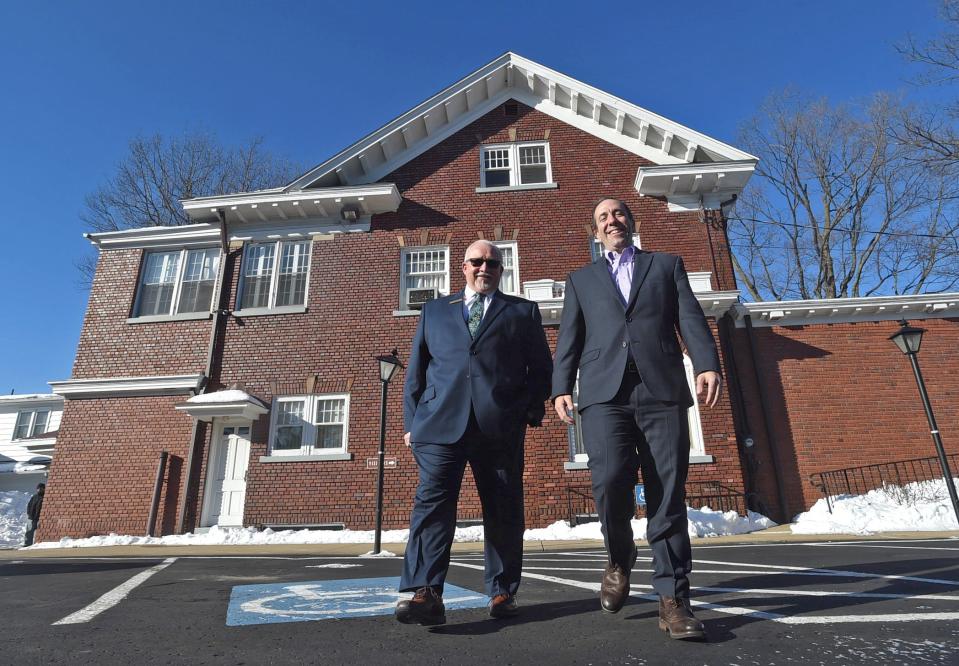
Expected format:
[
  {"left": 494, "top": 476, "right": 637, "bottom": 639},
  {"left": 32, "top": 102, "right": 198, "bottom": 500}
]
[
  {"left": 889, "top": 320, "right": 959, "bottom": 526},
  {"left": 373, "top": 349, "right": 404, "bottom": 554}
]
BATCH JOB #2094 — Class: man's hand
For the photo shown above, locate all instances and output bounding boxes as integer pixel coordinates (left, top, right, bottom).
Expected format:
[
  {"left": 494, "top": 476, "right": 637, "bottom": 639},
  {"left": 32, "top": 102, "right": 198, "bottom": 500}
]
[
  {"left": 403, "top": 432, "right": 411, "bottom": 447},
  {"left": 696, "top": 371, "right": 722, "bottom": 408},
  {"left": 553, "top": 395, "right": 576, "bottom": 424}
]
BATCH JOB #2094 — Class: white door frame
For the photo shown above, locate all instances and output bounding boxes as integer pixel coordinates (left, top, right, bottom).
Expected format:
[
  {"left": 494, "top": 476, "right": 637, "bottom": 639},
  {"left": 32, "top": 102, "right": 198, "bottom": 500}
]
[{"left": 200, "top": 418, "right": 252, "bottom": 528}]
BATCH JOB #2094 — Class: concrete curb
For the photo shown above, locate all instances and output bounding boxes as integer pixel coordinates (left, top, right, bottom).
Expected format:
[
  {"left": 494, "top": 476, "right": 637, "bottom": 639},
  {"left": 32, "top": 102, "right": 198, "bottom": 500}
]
[{"left": 3, "top": 526, "right": 956, "bottom": 559}]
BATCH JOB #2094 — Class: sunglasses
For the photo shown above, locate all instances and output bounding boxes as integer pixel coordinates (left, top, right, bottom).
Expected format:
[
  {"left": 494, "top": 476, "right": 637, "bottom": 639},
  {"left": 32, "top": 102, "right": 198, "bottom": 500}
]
[{"left": 465, "top": 257, "right": 502, "bottom": 269}]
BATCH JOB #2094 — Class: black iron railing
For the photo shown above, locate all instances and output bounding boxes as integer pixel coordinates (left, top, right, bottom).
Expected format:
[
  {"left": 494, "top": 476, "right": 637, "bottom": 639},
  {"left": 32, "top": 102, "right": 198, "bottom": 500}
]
[
  {"left": 809, "top": 453, "right": 959, "bottom": 513},
  {"left": 566, "top": 481, "right": 748, "bottom": 526}
]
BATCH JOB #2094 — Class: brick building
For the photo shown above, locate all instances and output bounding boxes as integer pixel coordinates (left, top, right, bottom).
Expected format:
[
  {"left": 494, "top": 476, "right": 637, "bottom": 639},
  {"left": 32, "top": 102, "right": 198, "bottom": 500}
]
[{"left": 40, "top": 53, "right": 958, "bottom": 540}]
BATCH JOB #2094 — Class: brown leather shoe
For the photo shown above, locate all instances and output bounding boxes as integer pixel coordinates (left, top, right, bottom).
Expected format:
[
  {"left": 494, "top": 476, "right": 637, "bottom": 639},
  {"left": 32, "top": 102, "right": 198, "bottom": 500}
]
[
  {"left": 600, "top": 546, "right": 638, "bottom": 613},
  {"left": 395, "top": 586, "right": 446, "bottom": 626},
  {"left": 658, "top": 596, "right": 706, "bottom": 640},
  {"left": 488, "top": 593, "right": 519, "bottom": 619}
]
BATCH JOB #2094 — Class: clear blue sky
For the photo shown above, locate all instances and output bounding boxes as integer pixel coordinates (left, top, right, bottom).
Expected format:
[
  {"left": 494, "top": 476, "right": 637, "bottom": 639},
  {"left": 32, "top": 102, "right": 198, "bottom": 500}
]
[{"left": 0, "top": 0, "right": 949, "bottom": 393}]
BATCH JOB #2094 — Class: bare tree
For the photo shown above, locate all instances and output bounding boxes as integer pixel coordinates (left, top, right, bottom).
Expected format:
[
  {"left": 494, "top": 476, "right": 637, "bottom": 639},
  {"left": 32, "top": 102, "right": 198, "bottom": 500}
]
[
  {"left": 729, "top": 92, "right": 959, "bottom": 301},
  {"left": 898, "top": 0, "right": 959, "bottom": 168},
  {"left": 78, "top": 132, "right": 300, "bottom": 284}
]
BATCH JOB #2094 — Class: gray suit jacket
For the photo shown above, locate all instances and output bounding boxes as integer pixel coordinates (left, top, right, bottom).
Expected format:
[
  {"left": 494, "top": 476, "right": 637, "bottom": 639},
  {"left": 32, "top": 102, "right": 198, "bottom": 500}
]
[{"left": 552, "top": 250, "right": 720, "bottom": 410}]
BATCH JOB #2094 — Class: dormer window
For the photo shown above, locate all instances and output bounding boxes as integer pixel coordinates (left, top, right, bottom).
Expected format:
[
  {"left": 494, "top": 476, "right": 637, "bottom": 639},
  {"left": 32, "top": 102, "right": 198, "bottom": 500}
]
[{"left": 480, "top": 142, "right": 553, "bottom": 189}]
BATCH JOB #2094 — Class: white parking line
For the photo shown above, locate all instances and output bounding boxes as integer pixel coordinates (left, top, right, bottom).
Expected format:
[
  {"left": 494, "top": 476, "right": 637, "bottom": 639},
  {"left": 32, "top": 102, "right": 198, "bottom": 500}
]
[
  {"left": 52, "top": 558, "right": 177, "bottom": 626},
  {"left": 449, "top": 556, "right": 959, "bottom": 625}
]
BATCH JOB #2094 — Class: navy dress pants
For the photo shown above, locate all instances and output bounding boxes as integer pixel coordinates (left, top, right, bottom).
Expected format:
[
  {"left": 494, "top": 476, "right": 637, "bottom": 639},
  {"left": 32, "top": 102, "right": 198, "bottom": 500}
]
[
  {"left": 400, "top": 417, "right": 525, "bottom": 598},
  {"left": 580, "top": 372, "right": 693, "bottom": 599}
]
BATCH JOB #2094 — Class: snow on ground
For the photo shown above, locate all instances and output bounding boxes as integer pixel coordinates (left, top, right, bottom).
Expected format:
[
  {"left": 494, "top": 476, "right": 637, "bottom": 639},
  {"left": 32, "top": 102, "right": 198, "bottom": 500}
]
[
  {"left": 0, "top": 491, "right": 30, "bottom": 548},
  {"left": 18, "top": 507, "right": 774, "bottom": 550},
  {"left": 7, "top": 477, "right": 958, "bottom": 550},
  {"left": 792, "top": 477, "right": 959, "bottom": 534}
]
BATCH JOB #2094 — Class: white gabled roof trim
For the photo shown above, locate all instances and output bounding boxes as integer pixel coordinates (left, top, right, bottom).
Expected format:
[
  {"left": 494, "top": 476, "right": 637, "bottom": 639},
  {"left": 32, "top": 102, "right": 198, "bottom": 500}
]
[
  {"left": 181, "top": 184, "right": 402, "bottom": 225},
  {"left": 732, "top": 293, "right": 959, "bottom": 328},
  {"left": 286, "top": 52, "right": 756, "bottom": 191},
  {"left": 49, "top": 374, "right": 205, "bottom": 399}
]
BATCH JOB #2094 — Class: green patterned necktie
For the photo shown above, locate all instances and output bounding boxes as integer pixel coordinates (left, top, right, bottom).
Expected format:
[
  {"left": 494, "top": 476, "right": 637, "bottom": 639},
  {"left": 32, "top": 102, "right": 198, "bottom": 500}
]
[{"left": 467, "top": 293, "right": 485, "bottom": 338}]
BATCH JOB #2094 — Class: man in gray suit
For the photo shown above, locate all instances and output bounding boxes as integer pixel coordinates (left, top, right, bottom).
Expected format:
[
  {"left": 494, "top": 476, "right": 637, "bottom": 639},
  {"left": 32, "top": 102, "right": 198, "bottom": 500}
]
[{"left": 552, "top": 198, "right": 722, "bottom": 640}]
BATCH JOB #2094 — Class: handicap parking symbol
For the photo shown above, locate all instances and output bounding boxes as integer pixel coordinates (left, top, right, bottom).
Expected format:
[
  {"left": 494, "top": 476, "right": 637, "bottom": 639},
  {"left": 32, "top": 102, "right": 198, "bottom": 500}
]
[{"left": 226, "top": 576, "right": 486, "bottom": 626}]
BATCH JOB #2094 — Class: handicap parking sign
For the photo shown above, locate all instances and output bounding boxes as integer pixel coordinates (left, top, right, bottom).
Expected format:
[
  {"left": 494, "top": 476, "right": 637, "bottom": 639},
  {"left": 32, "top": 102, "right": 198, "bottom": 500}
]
[
  {"left": 634, "top": 484, "right": 646, "bottom": 507},
  {"left": 226, "top": 576, "right": 486, "bottom": 626}
]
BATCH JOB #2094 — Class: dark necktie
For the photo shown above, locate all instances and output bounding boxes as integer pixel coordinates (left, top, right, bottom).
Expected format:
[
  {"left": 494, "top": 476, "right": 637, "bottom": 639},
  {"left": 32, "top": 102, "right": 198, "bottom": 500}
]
[{"left": 467, "top": 294, "right": 485, "bottom": 338}]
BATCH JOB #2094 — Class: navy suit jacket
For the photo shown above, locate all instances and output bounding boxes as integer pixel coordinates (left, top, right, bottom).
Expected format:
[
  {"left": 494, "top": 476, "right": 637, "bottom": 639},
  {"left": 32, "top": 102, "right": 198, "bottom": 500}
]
[
  {"left": 404, "top": 290, "right": 553, "bottom": 444},
  {"left": 552, "top": 250, "right": 720, "bottom": 410}
]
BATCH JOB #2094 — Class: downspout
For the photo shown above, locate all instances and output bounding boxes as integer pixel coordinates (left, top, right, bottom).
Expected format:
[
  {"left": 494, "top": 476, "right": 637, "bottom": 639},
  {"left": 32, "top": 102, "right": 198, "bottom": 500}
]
[
  {"left": 743, "top": 313, "right": 790, "bottom": 523},
  {"left": 718, "top": 311, "right": 761, "bottom": 513},
  {"left": 176, "top": 209, "right": 230, "bottom": 533}
]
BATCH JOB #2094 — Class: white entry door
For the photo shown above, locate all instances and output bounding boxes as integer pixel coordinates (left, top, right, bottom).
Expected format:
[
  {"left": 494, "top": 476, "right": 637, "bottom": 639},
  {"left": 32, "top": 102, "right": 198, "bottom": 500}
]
[{"left": 204, "top": 424, "right": 251, "bottom": 527}]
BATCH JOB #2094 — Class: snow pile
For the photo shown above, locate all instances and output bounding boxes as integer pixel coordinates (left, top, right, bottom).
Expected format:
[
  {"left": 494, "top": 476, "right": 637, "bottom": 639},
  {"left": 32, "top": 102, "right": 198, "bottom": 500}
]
[
  {"left": 25, "top": 506, "right": 775, "bottom": 550},
  {"left": 525, "top": 508, "right": 775, "bottom": 541},
  {"left": 0, "top": 491, "right": 31, "bottom": 547},
  {"left": 792, "top": 477, "right": 959, "bottom": 534}
]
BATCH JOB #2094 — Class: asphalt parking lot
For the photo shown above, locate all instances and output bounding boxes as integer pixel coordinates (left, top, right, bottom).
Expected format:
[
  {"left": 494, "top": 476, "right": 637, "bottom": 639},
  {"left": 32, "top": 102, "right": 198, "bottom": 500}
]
[{"left": 2, "top": 539, "right": 958, "bottom": 664}]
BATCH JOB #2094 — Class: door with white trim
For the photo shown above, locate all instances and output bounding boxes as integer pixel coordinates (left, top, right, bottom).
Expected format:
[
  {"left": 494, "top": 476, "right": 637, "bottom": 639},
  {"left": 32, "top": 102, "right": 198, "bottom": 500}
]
[{"left": 203, "top": 424, "right": 251, "bottom": 527}]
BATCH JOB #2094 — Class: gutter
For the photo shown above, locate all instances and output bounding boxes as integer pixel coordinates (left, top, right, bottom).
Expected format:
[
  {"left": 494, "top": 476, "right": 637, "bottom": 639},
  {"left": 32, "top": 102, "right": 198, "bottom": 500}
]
[{"left": 743, "top": 313, "right": 791, "bottom": 523}]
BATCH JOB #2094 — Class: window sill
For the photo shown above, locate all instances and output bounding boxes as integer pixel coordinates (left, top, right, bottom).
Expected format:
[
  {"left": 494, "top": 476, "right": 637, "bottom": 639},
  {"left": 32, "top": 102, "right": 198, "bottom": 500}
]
[
  {"left": 127, "top": 312, "right": 213, "bottom": 324},
  {"left": 475, "top": 182, "right": 558, "bottom": 194},
  {"left": 564, "top": 461, "right": 589, "bottom": 471},
  {"left": 260, "top": 453, "right": 352, "bottom": 463},
  {"left": 393, "top": 309, "right": 423, "bottom": 317},
  {"left": 233, "top": 305, "right": 308, "bottom": 318},
  {"left": 689, "top": 454, "right": 714, "bottom": 464}
]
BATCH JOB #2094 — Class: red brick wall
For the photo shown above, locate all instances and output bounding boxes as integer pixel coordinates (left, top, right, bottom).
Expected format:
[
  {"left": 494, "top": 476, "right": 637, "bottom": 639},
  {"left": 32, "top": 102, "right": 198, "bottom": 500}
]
[
  {"left": 38, "top": 396, "right": 194, "bottom": 540},
  {"left": 732, "top": 317, "right": 959, "bottom": 521},
  {"left": 45, "top": 101, "right": 742, "bottom": 538}
]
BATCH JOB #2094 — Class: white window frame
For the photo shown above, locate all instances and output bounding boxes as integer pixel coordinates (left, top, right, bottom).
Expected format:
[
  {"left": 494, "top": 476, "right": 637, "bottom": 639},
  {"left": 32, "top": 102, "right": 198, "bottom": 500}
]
[
  {"left": 492, "top": 241, "right": 520, "bottom": 295},
  {"left": 132, "top": 247, "right": 221, "bottom": 319},
  {"left": 13, "top": 409, "right": 51, "bottom": 440},
  {"left": 268, "top": 394, "right": 351, "bottom": 457},
  {"left": 567, "top": 354, "right": 709, "bottom": 465},
  {"left": 237, "top": 240, "right": 312, "bottom": 313},
  {"left": 400, "top": 245, "right": 450, "bottom": 309},
  {"left": 479, "top": 142, "right": 553, "bottom": 188}
]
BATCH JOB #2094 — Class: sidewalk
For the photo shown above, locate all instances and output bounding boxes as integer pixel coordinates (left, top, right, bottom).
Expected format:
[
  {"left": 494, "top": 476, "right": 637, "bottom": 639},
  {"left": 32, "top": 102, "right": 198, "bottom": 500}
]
[{"left": 3, "top": 525, "right": 956, "bottom": 559}]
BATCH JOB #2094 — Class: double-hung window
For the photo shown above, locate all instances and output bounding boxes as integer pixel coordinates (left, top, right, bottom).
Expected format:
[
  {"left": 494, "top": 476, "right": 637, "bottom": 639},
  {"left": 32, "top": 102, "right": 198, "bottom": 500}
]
[
  {"left": 269, "top": 394, "right": 350, "bottom": 456},
  {"left": 480, "top": 142, "right": 552, "bottom": 188},
  {"left": 400, "top": 246, "right": 449, "bottom": 309},
  {"left": 135, "top": 248, "right": 220, "bottom": 318},
  {"left": 13, "top": 409, "right": 51, "bottom": 440},
  {"left": 492, "top": 241, "right": 519, "bottom": 295},
  {"left": 239, "top": 240, "right": 311, "bottom": 311}
]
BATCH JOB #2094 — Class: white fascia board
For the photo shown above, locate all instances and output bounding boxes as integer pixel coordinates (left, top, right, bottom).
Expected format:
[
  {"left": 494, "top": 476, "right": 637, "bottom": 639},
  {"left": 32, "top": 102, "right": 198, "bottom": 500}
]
[
  {"left": 0, "top": 394, "right": 64, "bottom": 406},
  {"left": 635, "top": 161, "right": 757, "bottom": 210},
  {"left": 226, "top": 219, "right": 372, "bottom": 242},
  {"left": 174, "top": 400, "right": 269, "bottom": 423},
  {"left": 86, "top": 224, "right": 221, "bottom": 250},
  {"left": 49, "top": 374, "right": 205, "bottom": 399},
  {"left": 182, "top": 184, "right": 401, "bottom": 216},
  {"left": 287, "top": 53, "right": 515, "bottom": 191},
  {"left": 508, "top": 54, "right": 757, "bottom": 162},
  {"left": 732, "top": 293, "right": 959, "bottom": 328}
]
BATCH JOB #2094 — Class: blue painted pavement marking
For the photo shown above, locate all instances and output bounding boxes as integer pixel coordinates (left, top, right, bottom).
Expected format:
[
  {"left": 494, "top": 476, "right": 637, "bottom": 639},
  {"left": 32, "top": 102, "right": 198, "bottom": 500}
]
[{"left": 226, "top": 576, "right": 486, "bottom": 626}]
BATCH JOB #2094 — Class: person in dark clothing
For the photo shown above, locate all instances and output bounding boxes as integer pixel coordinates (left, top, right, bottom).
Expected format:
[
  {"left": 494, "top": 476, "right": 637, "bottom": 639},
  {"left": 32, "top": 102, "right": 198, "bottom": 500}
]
[{"left": 23, "top": 482, "right": 45, "bottom": 547}]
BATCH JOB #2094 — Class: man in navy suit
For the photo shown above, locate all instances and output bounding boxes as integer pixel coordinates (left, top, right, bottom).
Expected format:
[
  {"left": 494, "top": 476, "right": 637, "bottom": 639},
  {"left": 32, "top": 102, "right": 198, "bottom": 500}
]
[
  {"left": 396, "top": 240, "right": 553, "bottom": 626},
  {"left": 552, "top": 198, "right": 722, "bottom": 640}
]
